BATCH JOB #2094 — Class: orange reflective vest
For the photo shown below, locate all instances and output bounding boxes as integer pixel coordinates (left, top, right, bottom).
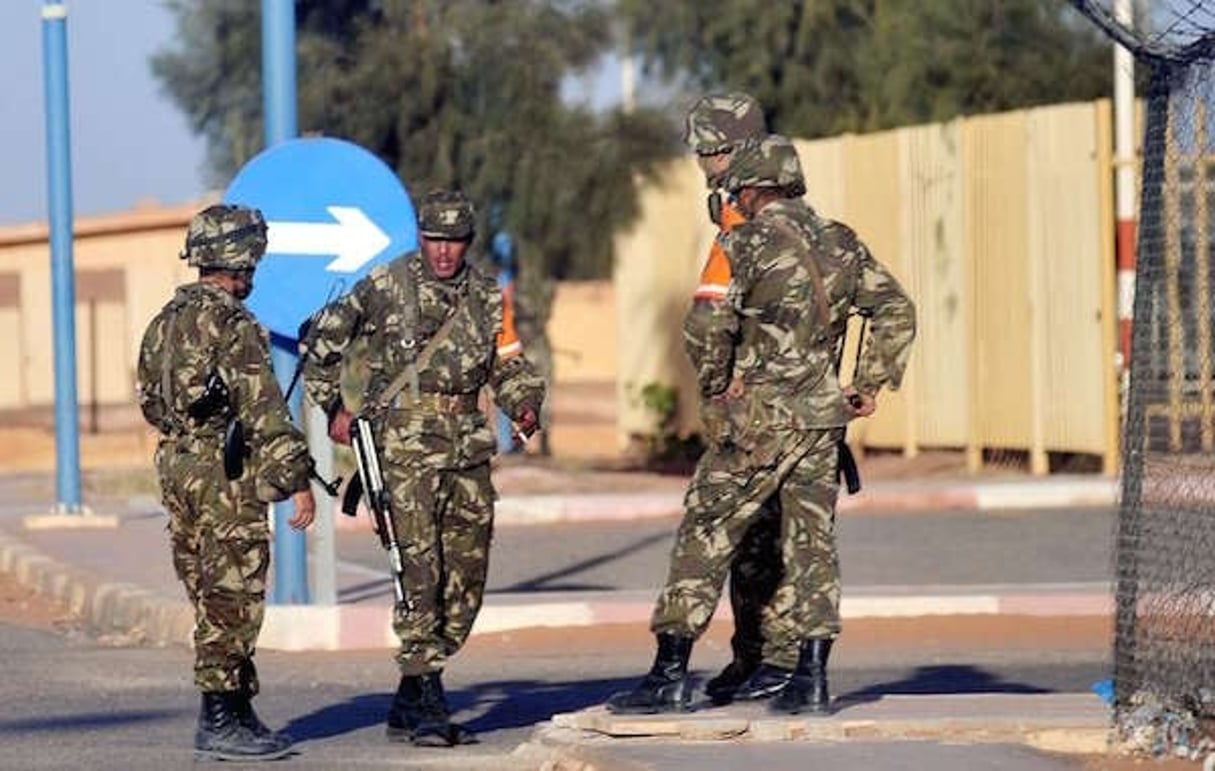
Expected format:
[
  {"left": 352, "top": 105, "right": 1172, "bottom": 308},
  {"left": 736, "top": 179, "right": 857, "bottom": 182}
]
[
  {"left": 497, "top": 281, "right": 523, "bottom": 360},
  {"left": 693, "top": 199, "right": 746, "bottom": 301}
]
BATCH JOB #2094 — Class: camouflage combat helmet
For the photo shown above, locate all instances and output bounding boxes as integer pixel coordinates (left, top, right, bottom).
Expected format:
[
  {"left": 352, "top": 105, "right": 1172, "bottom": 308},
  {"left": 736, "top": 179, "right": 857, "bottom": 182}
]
[
  {"left": 719, "top": 134, "right": 807, "bottom": 198},
  {"left": 683, "top": 92, "right": 766, "bottom": 155},
  {"left": 418, "top": 189, "right": 475, "bottom": 241},
  {"left": 180, "top": 204, "right": 268, "bottom": 270}
]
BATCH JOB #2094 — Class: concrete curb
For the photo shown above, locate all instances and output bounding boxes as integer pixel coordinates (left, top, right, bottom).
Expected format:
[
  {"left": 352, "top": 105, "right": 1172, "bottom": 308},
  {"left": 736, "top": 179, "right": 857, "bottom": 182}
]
[
  {"left": 332, "top": 476, "right": 1119, "bottom": 532},
  {"left": 0, "top": 528, "right": 193, "bottom": 646}
]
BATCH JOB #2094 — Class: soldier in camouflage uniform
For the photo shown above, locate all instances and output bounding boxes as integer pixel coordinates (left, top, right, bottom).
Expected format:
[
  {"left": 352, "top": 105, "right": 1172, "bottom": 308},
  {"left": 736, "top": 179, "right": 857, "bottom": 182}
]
[
  {"left": 137, "top": 204, "right": 318, "bottom": 761},
  {"left": 681, "top": 92, "right": 797, "bottom": 705},
  {"left": 300, "top": 189, "right": 544, "bottom": 747},
  {"left": 608, "top": 135, "right": 916, "bottom": 716}
]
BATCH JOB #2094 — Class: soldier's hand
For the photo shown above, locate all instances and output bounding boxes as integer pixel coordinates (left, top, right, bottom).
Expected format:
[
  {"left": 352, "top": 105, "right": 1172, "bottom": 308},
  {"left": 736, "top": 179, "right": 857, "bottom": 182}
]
[
  {"left": 514, "top": 406, "right": 540, "bottom": 443},
  {"left": 843, "top": 386, "right": 876, "bottom": 418},
  {"left": 328, "top": 407, "right": 354, "bottom": 445},
  {"left": 288, "top": 489, "right": 316, "bottom": 530},
  {"left": 710, "top": 377, "right": 745, "bottom": 404}
]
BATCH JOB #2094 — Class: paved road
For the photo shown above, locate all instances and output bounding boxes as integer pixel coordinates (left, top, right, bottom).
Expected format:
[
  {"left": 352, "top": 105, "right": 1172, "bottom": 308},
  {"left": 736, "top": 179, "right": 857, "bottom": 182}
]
[
  {"left": 335, "top": 507, "right": 1115, "bottom": 601},
  {"left": 0, "top": 611, "right": 1110, "bottom": 771}
]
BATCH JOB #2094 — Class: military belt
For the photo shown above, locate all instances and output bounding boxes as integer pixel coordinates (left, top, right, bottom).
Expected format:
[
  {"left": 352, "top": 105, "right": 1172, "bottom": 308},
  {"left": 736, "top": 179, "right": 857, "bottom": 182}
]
[{"left": 391, "top": 391, "right": 480, "bottom": 414}]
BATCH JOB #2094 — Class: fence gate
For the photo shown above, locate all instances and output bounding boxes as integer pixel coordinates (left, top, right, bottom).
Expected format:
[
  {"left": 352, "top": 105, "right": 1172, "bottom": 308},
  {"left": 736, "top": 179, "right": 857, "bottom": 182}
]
[{"left": 1070, "top": 0, "right": 1215, "bottom": 759}]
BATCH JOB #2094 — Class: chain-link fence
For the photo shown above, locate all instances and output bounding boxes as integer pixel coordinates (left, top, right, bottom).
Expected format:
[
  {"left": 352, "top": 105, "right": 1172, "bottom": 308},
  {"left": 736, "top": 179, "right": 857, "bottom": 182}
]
[{"left": 1070, "top": 0, "right": 1215, "bottom": 758}]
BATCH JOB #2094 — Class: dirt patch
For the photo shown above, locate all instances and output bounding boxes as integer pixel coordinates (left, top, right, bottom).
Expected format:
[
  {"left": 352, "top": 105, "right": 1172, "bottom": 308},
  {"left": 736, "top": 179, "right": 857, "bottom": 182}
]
[
  {"left": 0, "top": 426, "right": 155, "bottom": 474},
  {"left": 0, "top": 568, "right": 82, "bottom": 633}
]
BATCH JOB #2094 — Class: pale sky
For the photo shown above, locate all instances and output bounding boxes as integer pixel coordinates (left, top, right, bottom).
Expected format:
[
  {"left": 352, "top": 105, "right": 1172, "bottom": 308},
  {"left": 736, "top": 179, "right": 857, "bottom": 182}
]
[{"left": 0, "top": 2, "right": 210, "bottom": 225}]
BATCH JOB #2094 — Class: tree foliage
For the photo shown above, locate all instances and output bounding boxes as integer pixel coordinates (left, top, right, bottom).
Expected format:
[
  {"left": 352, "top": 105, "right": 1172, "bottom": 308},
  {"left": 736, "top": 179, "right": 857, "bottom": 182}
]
[
  {"left": 617, "top": 0, "right": 1113, "bottom": 138},
  {"left": 152, "top": 0, "right": 673, "bottom": 280},
  {"left": 152, "top": 1, "right": 1116, "bottom": 279}
]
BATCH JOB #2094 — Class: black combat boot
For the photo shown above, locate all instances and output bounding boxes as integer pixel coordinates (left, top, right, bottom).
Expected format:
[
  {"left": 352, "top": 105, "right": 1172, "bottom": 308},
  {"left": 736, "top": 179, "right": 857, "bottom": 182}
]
[
  {"left": 606, "top": 633, "right": 694, "bottom": 714},
  {"left": 194, "top": 691, "right": 291, "bottom": 761},
  {"left": 411, "top": 672, "right": 477, "bottom": 747},
  {"left": 703, "top": 640, "right": 762, "bottom": 705},
  {"left": 385, "top": 674, "right": 425, "bottom": 742},
  {"left": 236, "top": 658, "right": 292, "bottom": 752},
  {"left": 733, "top": 661, "right": 795, "bottom": 701},
  {"left": 769, "top": 638, "right": 833, "bottom": 715}
]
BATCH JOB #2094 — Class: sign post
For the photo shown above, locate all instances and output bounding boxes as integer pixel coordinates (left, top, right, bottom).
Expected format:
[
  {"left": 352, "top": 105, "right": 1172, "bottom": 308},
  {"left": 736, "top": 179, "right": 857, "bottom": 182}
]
[{"left": 225, "top": 137, "right": 416, "bottom": 604}]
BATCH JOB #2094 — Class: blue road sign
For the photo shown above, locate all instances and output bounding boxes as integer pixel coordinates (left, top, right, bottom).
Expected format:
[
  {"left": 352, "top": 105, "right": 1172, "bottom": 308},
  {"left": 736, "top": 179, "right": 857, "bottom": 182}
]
[{"left": 224, "top": 137, "right": 416, "bottom": 339}]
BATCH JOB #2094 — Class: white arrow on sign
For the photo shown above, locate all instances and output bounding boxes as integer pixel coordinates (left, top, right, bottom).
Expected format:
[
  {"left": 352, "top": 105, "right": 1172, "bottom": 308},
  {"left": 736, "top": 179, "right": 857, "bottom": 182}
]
[{"left": 266, "top": 205, "right": 391, "bottom": 273}]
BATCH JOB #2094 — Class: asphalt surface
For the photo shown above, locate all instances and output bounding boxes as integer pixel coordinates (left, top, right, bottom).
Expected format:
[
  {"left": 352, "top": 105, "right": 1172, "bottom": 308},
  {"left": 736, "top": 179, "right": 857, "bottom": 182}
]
[
  {"left": 0, "top": 467, "right": 1134, "bottom": 770},
  {"left": 334, "top": 506, "right": 1115, "bottom": 601}
]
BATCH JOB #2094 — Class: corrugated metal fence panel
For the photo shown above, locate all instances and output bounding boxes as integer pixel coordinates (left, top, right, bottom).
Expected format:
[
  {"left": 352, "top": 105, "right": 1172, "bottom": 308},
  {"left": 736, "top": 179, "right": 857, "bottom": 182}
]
[
  {"left": 797, "top": 136, "right": 850, "bottom": 222},
  {"left": 613, "top": 158, "right": 707, "bottom": 443},
  {"left": 899, "top": 120, "right": 970, "bottom": 449},
  {"left": 1026, "top": 102, "right": 1111, "bottom": 455},
  {"left": 843, "top": 130, "right": 914, "bottom": 449},
  {"left": 964, "top": 111, "right": 1035, "bottom": 449}
]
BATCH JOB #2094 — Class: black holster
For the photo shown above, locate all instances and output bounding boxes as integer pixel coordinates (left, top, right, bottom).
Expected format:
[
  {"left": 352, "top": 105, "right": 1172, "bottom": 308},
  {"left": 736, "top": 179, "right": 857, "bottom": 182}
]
[
  {"left": 223, "top": 419, "right": 247, "bottom": 481},
  {"left": 837, "top": 440, "right": 861, "bottom": 495}
]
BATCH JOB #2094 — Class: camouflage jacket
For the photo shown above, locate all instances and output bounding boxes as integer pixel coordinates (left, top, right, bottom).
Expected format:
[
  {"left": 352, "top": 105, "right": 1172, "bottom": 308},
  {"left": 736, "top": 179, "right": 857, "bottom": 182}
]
[
  {"left": 720, "top": 198, "right": 916, "bottom": 433},
  {"left": 300, "top": 255, "right": 544, "bottom": 467},
  {"left": 136, "top": 282, "right": 313, "bottom": 502}
]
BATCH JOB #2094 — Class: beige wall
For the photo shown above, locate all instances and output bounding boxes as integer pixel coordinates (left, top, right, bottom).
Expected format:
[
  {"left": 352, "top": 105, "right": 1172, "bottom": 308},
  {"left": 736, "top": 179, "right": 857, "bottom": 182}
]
[
  {"left": 547, "top": 281, "right": 616, "bottom": 383},
  {"left": 613, "top": 100, "right": 1118, "bottom": 473},
  {"left": 0, "top": 203, "right": 614, "bottom": 415},
  {"left": 0, "top": 207, "right": 199, "bottom": 415}
]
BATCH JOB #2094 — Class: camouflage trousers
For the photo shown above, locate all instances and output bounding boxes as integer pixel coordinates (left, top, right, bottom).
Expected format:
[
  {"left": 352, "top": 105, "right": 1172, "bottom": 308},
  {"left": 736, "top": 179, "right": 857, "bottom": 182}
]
[
  {"left": 728, "top": 499, "right": 792, "bottom": 668},
  {"left": 651, "top": 427, "right": 844, "bottom": 659},
  {"left": 384, "top": 460, "right": 496, "bottom": 676},
  {"left": 156, "top": 439, "right": 269, "bottom": 693}
]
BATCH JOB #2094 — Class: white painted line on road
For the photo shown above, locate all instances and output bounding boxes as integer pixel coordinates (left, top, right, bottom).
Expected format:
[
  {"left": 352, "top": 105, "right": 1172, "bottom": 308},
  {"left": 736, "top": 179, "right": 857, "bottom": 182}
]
[
  {"left": 973, "top": 480, "right": 1117, "bottom": 510},
  {"left": 474, "top": 602, "right": 597, "bottom": 633},
  {"left": 842, "top": 595, "right": 1001, "bottom": 617}
]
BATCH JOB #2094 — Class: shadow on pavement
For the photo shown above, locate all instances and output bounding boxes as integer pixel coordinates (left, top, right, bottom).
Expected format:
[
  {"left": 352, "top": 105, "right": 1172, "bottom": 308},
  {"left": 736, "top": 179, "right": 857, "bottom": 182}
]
[
  {"left": 455, "top": 676, "right": 634, "bottom": 732},
  {"left": 839, "top": 664, "right": 1049, "bottom": 707},
  {"left": 282, "top": 693, "right": 391, "bottom": 742},
  {"left": 282, "top": 676, "right": 634, "bottom": 741},
  {"left": 492, "top": 530, "right": 674, "bottom": 593},
  {"left": 0, "top": 708, "right": 182, "bottom": 733}
]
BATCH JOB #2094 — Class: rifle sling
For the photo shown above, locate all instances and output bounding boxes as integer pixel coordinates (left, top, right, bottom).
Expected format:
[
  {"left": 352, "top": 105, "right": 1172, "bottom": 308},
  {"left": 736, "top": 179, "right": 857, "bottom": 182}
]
[
  {"left": 769, "top": 217, "right": 832, "bottom": 330},
  {"left": 376, "top": 294, "right": 463, "bottom": 411}
]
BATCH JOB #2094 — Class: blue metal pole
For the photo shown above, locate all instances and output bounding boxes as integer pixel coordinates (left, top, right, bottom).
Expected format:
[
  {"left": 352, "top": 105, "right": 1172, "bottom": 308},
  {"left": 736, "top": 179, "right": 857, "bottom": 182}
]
[
  {"left": 41, "top": 0, "right": 82, "bottom": 514},
  {"left": 262, "top": 0, "right": 297, "bottom": 144},
  {"left": 269, "top": 338, "right": 310, "bottom": 604},
  {"left": 262, "top": 0, "right": 307, "bottom": 603}
]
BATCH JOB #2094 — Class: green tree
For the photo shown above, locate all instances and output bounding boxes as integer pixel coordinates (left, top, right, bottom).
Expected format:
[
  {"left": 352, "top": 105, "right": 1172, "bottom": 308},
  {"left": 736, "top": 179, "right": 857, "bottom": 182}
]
[
  {"left": 617, "top": 0, "right": 1111, "bottom": 138},
  {"left": 152, "top": 1, "right": 673, "bottom": 279}
]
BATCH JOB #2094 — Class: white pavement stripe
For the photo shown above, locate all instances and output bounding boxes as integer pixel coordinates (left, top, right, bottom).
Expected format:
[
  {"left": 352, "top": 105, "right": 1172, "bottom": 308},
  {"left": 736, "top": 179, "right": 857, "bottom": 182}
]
[
  {"left": 474, "top": 602, "right": 597, "bottom": 633},
  {"left": 973, "top": 479, "right": 1117, "bottom": 510},
  {"left": 842, "top": 595, "right": 1001, "bottom": 618}
]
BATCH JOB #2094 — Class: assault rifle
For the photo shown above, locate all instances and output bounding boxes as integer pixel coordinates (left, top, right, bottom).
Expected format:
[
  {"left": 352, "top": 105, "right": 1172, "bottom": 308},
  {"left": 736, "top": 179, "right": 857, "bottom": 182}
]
[{"left": 342, "top": 416, "right": 411, "bottom": 611}]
